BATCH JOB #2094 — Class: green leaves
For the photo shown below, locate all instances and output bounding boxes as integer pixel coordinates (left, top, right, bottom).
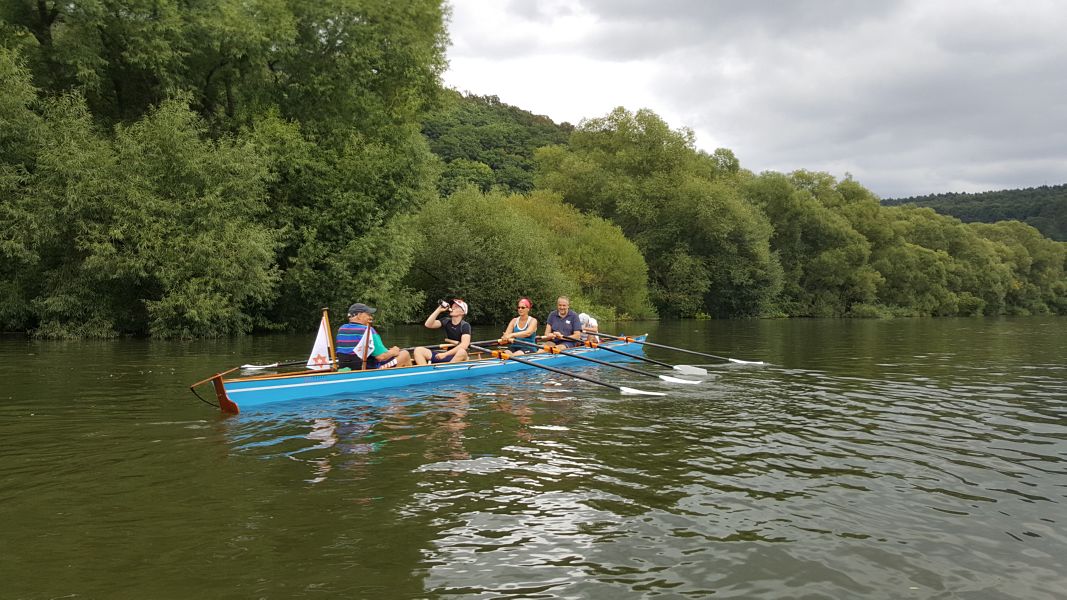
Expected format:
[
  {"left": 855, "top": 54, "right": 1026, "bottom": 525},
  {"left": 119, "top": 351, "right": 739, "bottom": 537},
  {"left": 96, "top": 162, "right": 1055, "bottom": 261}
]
[
  {"left": 422, "top": 91, "right": 572, "bottom": 193},
  {"left": 404, "top": 188, "right": 576, "bottom": 325},
  {"left": 1, "top": 2, "right": 448, "bottom": 338},
  {"left": 3, "top": 6, "right": 1065, "bottom": 337},
  {"left": 536, "top": 107, "right": 782, "bottom": 318},
  {"left": 0, "top": 82, "right": 278, "bottom": 337}
]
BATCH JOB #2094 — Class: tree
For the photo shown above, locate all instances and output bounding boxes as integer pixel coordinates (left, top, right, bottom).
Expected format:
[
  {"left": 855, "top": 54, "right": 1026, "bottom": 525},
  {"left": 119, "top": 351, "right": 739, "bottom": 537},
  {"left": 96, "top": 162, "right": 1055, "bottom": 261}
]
[
  {"left": 884, "top": 184, "right": 1067, "bottom": 242},
  {"left": 404, "top": 188, "right": 577, "bottom": 324},
  {"left": 437, "top": 158, "right": 494, "bottom": 196},
  {"left": 1, "top": 0, "right": 452, "bottom": 336},
  {"left": 0, "top": 48, "right": 43, "bottom": 329},
  {"left": 972, "top": 221, "right": 1067, "bottom": 315},
  {"left": 2, "top": 88, "right": 279, "bottom": 337},
  {"left": 509, "top": 190, "right": 654, "bottom": 319},
  {"left": 745, "top": 172, "right": 880, "bottom": 316},
  {"left": 422, "top": 91, "right": 572, "bottom": 193},
  {"left": 536, "top": 107, "right": 781, "bottom": 317}
]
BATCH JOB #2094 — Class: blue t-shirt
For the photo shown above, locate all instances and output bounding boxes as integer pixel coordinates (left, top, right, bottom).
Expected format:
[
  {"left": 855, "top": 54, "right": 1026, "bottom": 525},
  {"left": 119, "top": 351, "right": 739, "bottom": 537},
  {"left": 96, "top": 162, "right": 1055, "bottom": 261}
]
[{"left": 546, "top": 310, "right": 581, "bottom": 338}]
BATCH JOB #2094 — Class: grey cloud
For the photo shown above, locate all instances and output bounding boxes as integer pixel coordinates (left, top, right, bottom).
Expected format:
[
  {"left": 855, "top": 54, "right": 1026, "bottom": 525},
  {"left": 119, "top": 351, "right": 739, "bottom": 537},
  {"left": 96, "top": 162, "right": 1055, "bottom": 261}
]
[
  {"left": 636, "top": 5, "right": 1067, "bottom": 196},
  {"left": 572, "top": 0, "right": 899, "bottom": 60},
  {"left": 447, "top": 0, "right": 1067, "bottom": 197}
]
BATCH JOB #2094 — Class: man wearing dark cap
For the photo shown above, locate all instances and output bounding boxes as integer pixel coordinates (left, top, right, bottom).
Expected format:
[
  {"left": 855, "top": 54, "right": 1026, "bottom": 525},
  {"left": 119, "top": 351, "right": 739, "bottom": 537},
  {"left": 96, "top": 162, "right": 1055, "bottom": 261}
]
[{"left": 335, "top": 303, "right": 411, "bottom": 370}]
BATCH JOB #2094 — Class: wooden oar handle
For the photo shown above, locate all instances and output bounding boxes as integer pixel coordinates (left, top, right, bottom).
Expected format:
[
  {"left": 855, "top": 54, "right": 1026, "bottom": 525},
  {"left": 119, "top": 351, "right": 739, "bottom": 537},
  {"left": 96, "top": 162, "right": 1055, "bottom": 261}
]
[
  {"left": 189, "top": 366, "right": 241, "bottom": 389},
  {"left": 403, "top": 338, "right": 505, "bottom": 352},
  {"left": 468, "top": 343, "right": 663, "bottom": 396},
  {"left": 512, "top": 339, "right": 562, "bottom": 353}
]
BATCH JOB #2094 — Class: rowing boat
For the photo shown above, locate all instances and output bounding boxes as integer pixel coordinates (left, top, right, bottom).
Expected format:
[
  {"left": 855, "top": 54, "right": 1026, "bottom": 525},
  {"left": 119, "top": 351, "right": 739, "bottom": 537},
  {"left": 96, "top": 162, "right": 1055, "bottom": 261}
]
[{"left": 193, "top": 336, "right": 649, "bottom": 414}]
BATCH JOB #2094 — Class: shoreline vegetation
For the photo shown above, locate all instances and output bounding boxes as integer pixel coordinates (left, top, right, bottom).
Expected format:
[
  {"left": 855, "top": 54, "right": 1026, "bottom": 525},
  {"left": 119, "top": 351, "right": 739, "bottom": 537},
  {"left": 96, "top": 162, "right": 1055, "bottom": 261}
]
[{"left": 1, "top": 1, "right": 1064, "bottom": 339}]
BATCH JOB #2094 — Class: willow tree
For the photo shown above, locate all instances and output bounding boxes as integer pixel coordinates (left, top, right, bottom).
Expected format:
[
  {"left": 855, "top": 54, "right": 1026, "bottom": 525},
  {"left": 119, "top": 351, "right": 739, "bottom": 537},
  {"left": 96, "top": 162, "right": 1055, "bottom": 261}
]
[
  {"left": 509, "top": 190, "right": 654, "bottom": 319},
  {"left": 404, "top": 188, "right": 578, "bottom": 325},
  {"left": 972, "top": 221, "right": 1067, "bottom": 315},
  {"left": 536, "top": 107, "right": 781, "bottom": 317},
  {"left": 744, "top": 172, "right": 881, "bottom": 316}
]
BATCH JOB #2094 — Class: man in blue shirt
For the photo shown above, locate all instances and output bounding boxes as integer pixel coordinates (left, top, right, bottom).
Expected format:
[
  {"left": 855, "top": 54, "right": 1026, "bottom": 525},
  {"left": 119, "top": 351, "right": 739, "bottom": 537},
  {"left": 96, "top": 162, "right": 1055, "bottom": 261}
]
[{"left": 544, "top": 296, "right": 582, "bottom": 349}]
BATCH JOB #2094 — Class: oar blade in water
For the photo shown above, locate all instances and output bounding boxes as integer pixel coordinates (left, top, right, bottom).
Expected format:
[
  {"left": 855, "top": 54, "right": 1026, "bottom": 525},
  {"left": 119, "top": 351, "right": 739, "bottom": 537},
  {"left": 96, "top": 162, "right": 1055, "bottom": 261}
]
[
  {"left": 619, "top": 386, "right": 667, "bottom": 396},
  {"left": 659, "top": 375, "right": 703, "bottom": 385},
  {"left": 241, "top": 362, "right": 279, "bottom": 370},
  {"left": 673, "top": 364, "right": 708, "bottom": 375},
  {"left": 728, "top": 358, "right": 767, "bottom": 366}
]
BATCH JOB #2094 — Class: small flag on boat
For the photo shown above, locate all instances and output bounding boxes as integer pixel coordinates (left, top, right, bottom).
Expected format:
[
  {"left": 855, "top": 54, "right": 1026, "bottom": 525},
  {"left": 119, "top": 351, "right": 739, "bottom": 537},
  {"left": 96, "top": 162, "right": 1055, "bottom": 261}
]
[{"left": 307, "top": 313, "right": 332, "bottom": 370}]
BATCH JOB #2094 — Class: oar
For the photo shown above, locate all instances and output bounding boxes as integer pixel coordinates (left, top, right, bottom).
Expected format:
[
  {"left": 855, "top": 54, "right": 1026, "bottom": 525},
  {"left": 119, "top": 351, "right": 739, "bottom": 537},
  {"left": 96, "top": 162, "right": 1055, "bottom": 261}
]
[
  {"left": 580, "top": 341, "right": 708, "bottom": 376},
  {"left": 240, "top": 359, "right": 308, "bottom": 370},
  {"left": 406, "top": 338, "right": 505, "bottom": 361},
  {"left": 511, "top": 340, "right": 702, "bottom": 385},
  {"left": 597, "top": 333, "right": 767, "bottom": 365},
  {"left": 468, "top": 344, "right": 665, "bottom": 396}
]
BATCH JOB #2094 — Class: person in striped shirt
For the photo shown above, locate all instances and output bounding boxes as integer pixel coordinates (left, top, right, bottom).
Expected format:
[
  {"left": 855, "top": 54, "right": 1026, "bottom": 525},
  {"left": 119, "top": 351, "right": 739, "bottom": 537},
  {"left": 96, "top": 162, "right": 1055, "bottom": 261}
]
[{"left": 335, "top": 303, "right": 411, "bottom": 370}]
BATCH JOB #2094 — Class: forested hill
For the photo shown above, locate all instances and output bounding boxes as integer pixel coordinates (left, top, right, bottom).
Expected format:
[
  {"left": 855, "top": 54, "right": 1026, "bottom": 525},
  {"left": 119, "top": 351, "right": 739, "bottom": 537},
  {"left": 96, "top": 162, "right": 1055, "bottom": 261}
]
[
  {"left": 883, "top": 184, "right": 1067, "bottom": 241},
  {"left": 2, "top": 1, "right": 1065, "bottom": 339},
  {"left": 422, "top": 91, "right": 572, "bottom": 194}
]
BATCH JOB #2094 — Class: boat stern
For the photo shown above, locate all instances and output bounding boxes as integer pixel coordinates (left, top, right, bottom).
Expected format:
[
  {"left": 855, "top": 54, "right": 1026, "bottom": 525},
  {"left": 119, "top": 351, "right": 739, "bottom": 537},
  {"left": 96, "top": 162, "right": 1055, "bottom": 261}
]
[{"left": 211, "top": 375, "right": 241, "bottom": 414}]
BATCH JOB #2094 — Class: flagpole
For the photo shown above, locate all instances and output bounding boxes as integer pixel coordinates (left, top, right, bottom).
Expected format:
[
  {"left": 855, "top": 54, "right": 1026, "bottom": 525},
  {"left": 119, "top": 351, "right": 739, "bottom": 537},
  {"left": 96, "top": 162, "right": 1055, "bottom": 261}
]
[{"left": 322, "top": 307, "right": 337, "bottom": 370}]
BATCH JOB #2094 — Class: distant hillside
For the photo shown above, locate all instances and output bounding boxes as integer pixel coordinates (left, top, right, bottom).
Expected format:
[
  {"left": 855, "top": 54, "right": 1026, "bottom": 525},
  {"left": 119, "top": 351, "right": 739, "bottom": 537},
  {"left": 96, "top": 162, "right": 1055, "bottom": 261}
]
[
  {"left": 422, "top": 90, "right": 573, "bottom": 195},
  {"left": 883, "top": 184, "right": 1067, "bottom": 241}
]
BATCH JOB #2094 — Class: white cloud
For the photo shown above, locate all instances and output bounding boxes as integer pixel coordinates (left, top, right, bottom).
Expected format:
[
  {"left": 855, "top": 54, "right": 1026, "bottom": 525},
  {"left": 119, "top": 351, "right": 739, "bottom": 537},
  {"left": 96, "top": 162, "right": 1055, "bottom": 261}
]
[{"left": 443, "top": 0, "right": 1067, "bottom": 197}]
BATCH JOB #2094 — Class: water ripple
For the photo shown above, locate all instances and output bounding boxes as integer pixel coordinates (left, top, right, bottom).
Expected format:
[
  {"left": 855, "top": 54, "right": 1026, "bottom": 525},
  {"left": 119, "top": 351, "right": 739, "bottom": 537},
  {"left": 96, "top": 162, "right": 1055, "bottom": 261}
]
[{"left": 392, "top": 357, "right": 1067, "bottom": 598}]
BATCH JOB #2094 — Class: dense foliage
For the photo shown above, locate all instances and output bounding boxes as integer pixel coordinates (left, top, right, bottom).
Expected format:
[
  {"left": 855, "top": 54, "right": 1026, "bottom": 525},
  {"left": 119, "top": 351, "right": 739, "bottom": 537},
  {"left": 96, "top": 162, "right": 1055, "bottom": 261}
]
[
  {"left": 534, "top": 108, "right": 1066, "bottom": 319},
  {"left": 422, "top": 91, "right": 572, "bottom": 194},
  {"left": 2, "top": 4, "right": 1064, "bottom": 338},
  {"left": 1, "top": 0, "right": 448, "bottom": 336},
  {"left": 536, "top": 108, "right": 782, "bottom": 318},
  {"left": 403, "top": 187, "right": 652, "bottom": 326},
  {"left": 884, "top": 184, "right": 1067, "bottom": 242}
]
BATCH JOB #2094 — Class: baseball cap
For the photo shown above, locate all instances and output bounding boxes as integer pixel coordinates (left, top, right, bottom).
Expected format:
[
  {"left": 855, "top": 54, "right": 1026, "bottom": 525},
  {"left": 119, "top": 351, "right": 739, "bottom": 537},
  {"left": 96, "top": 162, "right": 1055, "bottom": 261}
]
[
  {"left": 347, "top": 302, "right": 377, "bottom": 316},
  {"left": 451, "top": 299, "right": 468, "bottom": 315}
]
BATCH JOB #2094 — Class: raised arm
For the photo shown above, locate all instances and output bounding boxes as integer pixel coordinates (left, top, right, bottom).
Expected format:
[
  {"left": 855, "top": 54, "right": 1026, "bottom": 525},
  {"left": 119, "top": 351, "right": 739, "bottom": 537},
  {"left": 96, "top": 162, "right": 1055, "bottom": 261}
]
[{"left": 424, "top": 306, "right": 446, "bottom": 329}]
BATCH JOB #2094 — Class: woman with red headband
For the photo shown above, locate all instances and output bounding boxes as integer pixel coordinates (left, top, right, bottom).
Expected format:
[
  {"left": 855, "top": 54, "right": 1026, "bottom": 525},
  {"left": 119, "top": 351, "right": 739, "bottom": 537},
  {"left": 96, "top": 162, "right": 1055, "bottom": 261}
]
[{"left": 499, "top": 297, "right": 539, "bottom": 355}]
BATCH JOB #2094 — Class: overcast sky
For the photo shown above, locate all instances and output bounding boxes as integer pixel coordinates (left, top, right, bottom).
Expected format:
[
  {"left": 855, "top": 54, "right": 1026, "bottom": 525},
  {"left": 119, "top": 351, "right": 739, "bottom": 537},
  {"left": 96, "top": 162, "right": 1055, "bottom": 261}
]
[{"left": 442, "top": 0, "right": 1067, "bottom": 199}]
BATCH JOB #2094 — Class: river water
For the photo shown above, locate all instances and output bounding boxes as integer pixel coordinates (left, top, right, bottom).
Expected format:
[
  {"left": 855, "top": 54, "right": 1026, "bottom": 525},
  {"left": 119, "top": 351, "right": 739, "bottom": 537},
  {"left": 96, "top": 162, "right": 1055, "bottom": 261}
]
[{"left": 1, "top": 318, "right": 1064, "bottom": 599}]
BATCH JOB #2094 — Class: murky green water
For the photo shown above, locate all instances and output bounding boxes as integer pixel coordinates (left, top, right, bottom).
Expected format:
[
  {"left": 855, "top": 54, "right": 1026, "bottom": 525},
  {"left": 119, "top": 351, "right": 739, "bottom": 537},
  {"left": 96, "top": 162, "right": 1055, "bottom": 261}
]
[{"left": 1, "top": 318, "right": 1064, "bottom": 599}]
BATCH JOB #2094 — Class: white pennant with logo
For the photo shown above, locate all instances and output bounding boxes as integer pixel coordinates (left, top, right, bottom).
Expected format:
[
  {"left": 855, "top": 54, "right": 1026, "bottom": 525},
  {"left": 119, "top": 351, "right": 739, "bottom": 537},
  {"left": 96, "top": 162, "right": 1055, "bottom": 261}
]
[{"left": 306, "top": 313, "right": 332, "bottom": 370}]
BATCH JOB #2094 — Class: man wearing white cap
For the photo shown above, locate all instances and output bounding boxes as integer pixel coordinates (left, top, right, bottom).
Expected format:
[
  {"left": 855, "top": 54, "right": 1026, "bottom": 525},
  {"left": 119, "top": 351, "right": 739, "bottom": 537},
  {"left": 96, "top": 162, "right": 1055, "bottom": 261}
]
[
  {"left": 578, "top": 312, "right": 600, "bottom": 343},
  {"left": 414, "top": 298, "right": 472, "bottom": 364}
]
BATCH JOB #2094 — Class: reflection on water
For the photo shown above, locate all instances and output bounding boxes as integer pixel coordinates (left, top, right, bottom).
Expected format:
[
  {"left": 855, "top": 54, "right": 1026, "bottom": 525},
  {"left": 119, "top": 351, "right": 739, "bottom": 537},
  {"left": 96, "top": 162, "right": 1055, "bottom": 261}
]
[{"left": 1, "top": 318, "right": 1065, "bottom": 598}]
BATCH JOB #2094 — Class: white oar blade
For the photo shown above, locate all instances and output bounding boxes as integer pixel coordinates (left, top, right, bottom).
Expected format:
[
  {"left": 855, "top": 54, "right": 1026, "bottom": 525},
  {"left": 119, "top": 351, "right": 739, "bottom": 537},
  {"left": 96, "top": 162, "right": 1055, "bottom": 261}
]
[
  {"left": 619, "top": 386, "right": 667, "bottom": 396},
  {"left": 728, "top": 358, "right": 766, "bottom": 365},
  {"left": 673, "top": 364, "right": 708, "bottom": 375},
  {"left": 241, "top": 362, "right": 279, "bottom": 370},
  {"left": 659, "top": 375, "right": 703, "bottom": 385}
]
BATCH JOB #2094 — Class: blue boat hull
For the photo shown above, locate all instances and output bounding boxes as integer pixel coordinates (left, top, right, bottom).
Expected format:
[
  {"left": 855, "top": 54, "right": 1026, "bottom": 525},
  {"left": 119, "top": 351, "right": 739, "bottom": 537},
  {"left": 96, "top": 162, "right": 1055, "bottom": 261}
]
[{"left": 218, "top": 337, "right": 647, "bottom": 412}]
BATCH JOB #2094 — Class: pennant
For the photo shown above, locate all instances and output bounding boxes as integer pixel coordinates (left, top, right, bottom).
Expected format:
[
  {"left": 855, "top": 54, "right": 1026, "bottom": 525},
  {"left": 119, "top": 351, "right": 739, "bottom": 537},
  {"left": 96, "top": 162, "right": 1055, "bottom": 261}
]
[{"left": 306, "top": 313, "right": 332, "bottom": 370}]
